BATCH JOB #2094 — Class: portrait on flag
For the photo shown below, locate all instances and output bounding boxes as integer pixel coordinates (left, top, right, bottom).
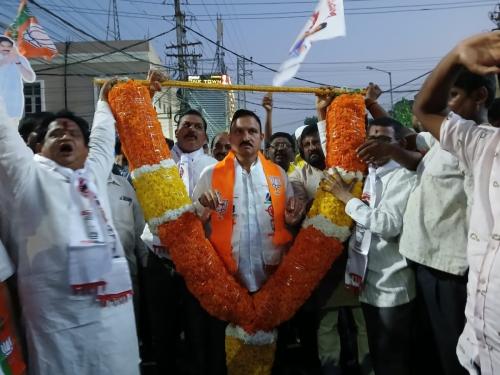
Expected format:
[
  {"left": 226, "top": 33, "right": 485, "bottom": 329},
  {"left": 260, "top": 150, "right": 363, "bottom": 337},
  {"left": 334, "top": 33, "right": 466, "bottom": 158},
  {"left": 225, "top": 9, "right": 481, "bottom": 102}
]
[{"left": 273, "top": 0, "right": 345, "bottom": 86}]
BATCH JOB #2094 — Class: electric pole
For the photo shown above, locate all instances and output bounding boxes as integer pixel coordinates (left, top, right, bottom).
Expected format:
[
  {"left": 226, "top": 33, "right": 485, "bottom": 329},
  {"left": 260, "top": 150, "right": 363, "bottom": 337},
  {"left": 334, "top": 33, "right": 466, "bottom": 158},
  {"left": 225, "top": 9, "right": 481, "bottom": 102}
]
[
  {"left": 236, "top": 56, "right": 252, "bottom": 108},
  {"left": 215, "top": 15, "right": 226, "bottom": 74},
  {"left": 169, "top": 0, "right": 202, "bottom": 110},
  {"left": 490, "top": 3, "right": 500, "bottom": 29},
  {"left": 106, "top": 0, "right": 120, "bottom": 40}
]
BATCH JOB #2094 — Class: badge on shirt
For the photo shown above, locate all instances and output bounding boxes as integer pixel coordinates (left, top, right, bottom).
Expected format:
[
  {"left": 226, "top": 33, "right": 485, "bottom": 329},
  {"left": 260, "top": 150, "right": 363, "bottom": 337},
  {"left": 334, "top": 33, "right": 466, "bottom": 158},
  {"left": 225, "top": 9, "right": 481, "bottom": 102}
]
[{"left": 268, "top": 176, "right": 282, "bottom": 196}]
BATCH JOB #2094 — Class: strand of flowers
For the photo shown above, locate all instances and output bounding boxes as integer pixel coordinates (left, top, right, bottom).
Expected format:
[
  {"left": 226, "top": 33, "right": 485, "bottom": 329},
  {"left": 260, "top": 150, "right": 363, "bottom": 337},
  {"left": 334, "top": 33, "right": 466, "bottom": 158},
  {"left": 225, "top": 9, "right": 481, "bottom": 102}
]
[
  {"left": 108, "top": 81, "right": 255, "bottom": 327},
  {"left": 250, "top": 94, "right": 366, "bottom": 331},
  {"left": 108, "top": 81, "right": 366, "bottom": 333}
]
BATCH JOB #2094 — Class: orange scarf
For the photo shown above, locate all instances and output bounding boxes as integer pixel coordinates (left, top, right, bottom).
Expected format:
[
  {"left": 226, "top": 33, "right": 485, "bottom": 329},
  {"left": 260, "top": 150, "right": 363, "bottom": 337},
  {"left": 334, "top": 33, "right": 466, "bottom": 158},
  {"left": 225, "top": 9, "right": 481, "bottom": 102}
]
[{"left": 210, "top": 151, "right": 292, "bottom": 274}]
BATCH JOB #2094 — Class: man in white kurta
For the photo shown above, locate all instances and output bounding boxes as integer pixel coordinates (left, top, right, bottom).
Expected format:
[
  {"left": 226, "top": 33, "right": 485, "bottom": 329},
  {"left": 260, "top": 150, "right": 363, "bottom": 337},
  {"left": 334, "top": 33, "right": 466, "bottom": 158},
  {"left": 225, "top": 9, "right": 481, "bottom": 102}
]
[
  {"left": 0, "top": 83, "right": 139, "bottom": 374},
  {"left": 193, "top": 109, "right": 303, "bottom": 293}
]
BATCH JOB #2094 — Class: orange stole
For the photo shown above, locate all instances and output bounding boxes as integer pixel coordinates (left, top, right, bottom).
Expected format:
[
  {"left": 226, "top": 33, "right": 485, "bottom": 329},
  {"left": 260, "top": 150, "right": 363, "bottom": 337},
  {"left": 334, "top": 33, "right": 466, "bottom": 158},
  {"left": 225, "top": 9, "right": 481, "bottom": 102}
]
[{"left": 210, "top": 152, "right": 292, "bottom": 274}]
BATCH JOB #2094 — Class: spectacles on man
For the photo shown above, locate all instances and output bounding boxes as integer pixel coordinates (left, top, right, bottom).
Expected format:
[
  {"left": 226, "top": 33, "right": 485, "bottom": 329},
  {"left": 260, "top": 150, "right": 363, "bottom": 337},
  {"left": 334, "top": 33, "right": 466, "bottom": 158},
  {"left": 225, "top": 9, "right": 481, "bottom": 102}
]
[{"left": 270, "top": 142, "right": 292, "bottom": 150}]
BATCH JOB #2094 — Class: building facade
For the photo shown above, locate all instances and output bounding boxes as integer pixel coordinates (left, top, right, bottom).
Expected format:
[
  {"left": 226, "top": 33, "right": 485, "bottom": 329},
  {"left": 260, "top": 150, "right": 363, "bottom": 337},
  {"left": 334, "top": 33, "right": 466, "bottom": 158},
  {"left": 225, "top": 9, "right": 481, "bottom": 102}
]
[{"left": 28, "top": 39, "right": 179, "bottom": 140}]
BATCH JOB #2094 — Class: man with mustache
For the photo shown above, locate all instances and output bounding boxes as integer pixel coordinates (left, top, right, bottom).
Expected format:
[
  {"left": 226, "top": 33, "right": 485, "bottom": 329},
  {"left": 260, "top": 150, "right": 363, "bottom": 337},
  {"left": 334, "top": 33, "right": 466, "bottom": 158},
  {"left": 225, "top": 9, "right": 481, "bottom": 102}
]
[
  {"left": 0, "top": 77, "right": 142, "bottom": 375},
  {"left": 143, "top": 108, "right": 224, "bottom": 375},
  {"left": 193, "top": 109, "right": 304, "bottom": 296}
]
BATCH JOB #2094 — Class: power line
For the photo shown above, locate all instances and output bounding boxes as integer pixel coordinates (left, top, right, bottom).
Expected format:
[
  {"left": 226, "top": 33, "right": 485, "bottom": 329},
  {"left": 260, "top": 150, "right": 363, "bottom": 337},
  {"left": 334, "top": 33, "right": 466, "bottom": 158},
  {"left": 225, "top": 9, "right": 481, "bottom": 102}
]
[
  {"left": 34, "top": 27, "right": 176, "bottom": 73},
  {"left": 184, "top": 25, "right": 334, "bottom": 87},
  {"left": 28, "top": 0, "right": 173, "bottom": 70}
]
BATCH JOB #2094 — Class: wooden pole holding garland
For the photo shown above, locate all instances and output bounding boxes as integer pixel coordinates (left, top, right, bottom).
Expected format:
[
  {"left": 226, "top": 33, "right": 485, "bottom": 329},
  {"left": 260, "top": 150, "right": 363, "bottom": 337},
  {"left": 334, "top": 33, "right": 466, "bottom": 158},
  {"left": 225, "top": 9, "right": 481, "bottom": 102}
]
[{"left": 94, "top": 78, "right": 364, "bottom": 95}]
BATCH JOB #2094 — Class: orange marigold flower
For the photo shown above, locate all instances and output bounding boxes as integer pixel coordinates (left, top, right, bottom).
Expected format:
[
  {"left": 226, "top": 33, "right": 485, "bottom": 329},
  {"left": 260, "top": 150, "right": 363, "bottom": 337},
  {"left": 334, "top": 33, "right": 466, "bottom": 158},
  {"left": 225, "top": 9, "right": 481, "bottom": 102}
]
[
  {"left": 108, "top": 80, "right": 171, "bottom": 171},
  {"left": 326, "top": 94, "right": 367, "bottom": 173}
]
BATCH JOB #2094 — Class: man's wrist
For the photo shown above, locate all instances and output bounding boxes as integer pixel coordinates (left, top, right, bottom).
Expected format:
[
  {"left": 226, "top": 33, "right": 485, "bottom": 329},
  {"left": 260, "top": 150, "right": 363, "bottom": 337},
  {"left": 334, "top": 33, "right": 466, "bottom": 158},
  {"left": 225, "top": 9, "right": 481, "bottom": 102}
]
[
  {"left": 365, "top": 98, "right": 377, "bottom": 109},
  {"left": 317, "top": 109, "right": 326, "bottom": 121},
  {"left": 339, "top": 192, "right": 354, "bottom": 204}
]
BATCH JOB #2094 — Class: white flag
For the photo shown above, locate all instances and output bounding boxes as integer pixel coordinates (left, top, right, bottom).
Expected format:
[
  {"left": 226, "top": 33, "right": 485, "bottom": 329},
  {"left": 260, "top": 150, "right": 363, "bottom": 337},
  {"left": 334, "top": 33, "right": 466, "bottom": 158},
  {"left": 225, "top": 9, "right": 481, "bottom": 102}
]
[{"left": 272, "top": 0, "right": 345, "bottom": 87}]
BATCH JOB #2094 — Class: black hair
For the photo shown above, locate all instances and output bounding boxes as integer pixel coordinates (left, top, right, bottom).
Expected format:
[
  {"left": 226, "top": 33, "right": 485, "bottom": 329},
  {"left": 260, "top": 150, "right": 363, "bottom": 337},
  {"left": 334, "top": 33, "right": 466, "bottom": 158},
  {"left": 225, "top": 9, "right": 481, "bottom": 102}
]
[
  {"left": 489, "top": 97, "right": 500, "bottom": 122},
  {"left": 368, "top": 117, "right": 405, "bottom": 140},
  {"left": 0, "top": 36, "right": 14, "bottom": 46},
  {"left": 36, "top": 110, "right": 90, "bottom": 145},
  {"left": 454, "top": 69, "right": 496, "bottom": 108},
  {"left": 230, "top": 109, "right": 262, "bottom": 132},
  {"left": 18, "top": 112, "right": 52, "bottom": 142},
  {"left": 115, "top": 138, "right": 122, "bottom": 155},
  {"left": 210, "top": 131, "right": 228, "bottom": 149},
  {"left": 165, "top": 137, "right": 174, "bottom": 150},
  {"left": 269, "top": 131, "right": 295, "bottom": 152},
  {"left": 300, "top": 123, "right": 319, "bottom": 144},
  {"left": 176, "top": 109, "right": 208, "bottom": 132}
]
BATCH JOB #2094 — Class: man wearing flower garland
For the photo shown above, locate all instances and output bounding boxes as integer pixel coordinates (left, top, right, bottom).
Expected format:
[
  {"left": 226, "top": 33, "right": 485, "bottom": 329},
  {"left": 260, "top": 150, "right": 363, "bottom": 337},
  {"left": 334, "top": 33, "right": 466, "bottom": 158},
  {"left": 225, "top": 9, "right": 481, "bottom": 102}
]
[
  {"left": 143, "top": 108, "right": 226, "bottom": 375},
  {"left": 0, "top": 76, "right": 142, "bottom": 375},
  {"left": 193, "top": 109, "right": 305, "bottom": 294}
]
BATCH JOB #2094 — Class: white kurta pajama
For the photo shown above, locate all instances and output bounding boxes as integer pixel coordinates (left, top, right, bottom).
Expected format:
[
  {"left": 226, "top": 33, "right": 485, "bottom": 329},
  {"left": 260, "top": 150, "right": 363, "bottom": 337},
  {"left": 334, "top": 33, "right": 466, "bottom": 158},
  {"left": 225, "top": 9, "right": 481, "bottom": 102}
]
[
  {"left": 0, "top": 100, "right": 140, "bottom": 375},
  {"left": 193, "top": 157, "right": 294, "bottom": 292}
]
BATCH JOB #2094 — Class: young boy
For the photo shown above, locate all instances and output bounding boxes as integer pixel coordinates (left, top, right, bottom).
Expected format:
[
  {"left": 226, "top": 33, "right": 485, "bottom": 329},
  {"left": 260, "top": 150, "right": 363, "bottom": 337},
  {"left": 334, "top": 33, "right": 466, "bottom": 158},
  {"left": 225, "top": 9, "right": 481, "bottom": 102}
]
[
  {"left": 413, "top": 31, "right": 500, "bottom": 375},
  {"left": 323, "top": 117, "right": 416, "bottom": 375}
]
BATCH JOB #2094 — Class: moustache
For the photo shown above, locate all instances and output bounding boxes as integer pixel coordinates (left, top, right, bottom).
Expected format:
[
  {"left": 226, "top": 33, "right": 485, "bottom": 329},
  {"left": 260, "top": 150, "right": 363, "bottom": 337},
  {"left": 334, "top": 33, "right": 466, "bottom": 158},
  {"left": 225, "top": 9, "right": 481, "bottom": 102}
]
[
  {"left": 240, "top": 141, "right": 253, "bottom": 147},
  {"left": 184, "top": 131, "right": 198, "bottom": 139}
]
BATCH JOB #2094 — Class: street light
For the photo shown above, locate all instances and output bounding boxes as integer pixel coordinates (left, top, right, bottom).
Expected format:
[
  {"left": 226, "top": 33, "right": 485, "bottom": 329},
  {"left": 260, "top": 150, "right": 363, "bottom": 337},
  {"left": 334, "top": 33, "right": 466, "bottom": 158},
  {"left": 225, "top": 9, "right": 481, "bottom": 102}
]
[{"left": 366, "top": 66, "right": 394, "bottom": 111}]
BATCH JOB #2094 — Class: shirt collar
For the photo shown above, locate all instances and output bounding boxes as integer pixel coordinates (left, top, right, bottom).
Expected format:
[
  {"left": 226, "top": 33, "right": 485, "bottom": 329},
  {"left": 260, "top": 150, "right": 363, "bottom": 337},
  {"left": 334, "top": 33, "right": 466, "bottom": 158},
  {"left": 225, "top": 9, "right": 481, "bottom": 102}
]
[
  {"left": 370, "top": 159, "right": 400, "bottom": 177},
  {"left": 171, "top": 143, "right": 205, "bottom": 163}
]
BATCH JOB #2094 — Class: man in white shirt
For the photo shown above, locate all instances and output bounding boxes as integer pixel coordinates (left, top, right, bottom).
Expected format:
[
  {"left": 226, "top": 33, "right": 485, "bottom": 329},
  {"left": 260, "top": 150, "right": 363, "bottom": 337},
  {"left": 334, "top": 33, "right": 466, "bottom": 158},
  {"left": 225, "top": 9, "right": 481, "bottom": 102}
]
[
  {"left": 324, "top": 117, "right": 416, "bottom": 375},
  {"left": 193, "top": 109, "right": 304, "bottom": 293},
  {"left": 0, "top": 79, "right": 140, "bottom": 375},
  {"left": 358, "top": 69, "right": 497, "bottom": 375},
  {"left": 412, "top": 31, "right": 500, "bottom": 375},
  {"left": 143, "top": 109, "right": 223, "bottom": 375},
  {"left": 107, "top": 172, "right": 147, "bottom": 325}
]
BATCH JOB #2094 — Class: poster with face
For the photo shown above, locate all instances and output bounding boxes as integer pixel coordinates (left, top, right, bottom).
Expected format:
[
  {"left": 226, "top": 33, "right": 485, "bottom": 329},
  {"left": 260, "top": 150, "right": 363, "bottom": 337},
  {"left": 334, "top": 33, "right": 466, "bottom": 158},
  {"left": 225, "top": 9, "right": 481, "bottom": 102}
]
[{"left": 0, "top": 35, "right": 36, "bottom": 119}]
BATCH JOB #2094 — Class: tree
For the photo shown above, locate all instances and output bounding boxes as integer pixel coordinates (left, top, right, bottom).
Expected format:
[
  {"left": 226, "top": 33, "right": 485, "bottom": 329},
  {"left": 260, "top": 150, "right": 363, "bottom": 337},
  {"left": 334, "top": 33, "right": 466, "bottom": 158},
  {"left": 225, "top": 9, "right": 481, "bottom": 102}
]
[
  {"left": 304, "top": 115, "right": 318, "bottom": 126},
  {"left": 391, "top": 98, "right": 414, "bottom": 127}
]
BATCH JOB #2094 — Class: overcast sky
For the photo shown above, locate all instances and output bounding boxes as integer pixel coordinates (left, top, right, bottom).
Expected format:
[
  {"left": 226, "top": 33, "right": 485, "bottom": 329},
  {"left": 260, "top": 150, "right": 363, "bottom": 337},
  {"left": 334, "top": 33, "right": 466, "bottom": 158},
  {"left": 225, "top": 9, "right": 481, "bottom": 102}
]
[{"left": 1, "top": 0, "right": 497, "bottom": 134}]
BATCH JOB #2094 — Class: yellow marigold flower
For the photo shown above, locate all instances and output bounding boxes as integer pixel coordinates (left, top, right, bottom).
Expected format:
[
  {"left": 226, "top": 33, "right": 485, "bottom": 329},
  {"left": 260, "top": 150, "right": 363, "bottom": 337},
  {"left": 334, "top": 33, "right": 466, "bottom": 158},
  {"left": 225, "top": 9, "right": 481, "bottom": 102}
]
[
  {"left": 133, "top": 166, "right": 191, "bottom": 221},
  {"left": 225, "top": 336, "right": 276, "bottom": 375},
  {"left": 307, "top": 181, "right": 363, "bottom": 228}
]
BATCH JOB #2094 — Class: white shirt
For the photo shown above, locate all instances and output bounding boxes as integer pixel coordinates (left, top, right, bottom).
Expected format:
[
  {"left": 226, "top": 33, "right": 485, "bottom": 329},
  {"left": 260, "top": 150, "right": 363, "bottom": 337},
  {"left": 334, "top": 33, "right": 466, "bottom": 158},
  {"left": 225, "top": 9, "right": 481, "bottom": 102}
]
[
  {"left": 399, "top": 131, "right": 471, "bottom": 275},
  {"left": 107, "top": 173, "right": 147, "bottom": 277},
  {"left": 0, "top": 100, "right": 139, "bottom": 375},
  {"left": 346, "top": 162, "right": 416, "bottom": 307},
  {"left": 0, "top": 241, "right": 13, "bottom": 282},
  {"left": 440, "top": 113, "right": 500, "bottom": 375},
  {"left": 193, "top": 157, "right": 294, "bottom": 292},
  {"left": 171, "top": 144, "right": 216, "bottom": 197}
]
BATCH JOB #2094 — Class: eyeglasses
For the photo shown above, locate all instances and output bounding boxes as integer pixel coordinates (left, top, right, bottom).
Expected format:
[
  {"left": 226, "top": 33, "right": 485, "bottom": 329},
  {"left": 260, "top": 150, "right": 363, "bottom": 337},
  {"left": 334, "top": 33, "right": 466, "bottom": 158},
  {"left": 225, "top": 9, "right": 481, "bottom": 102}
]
[{"left": 270, "top": 142, "right": 292, "bottom": 150}]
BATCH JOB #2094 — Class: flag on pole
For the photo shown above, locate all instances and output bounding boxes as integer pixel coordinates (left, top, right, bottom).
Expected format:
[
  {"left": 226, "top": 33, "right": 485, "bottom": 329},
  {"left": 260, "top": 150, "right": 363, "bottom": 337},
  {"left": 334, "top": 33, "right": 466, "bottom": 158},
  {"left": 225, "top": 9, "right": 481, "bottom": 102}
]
[
  {"left": 272, "top": 0, "right": 345, "bottom": 87},
  {"left": 5, "top": 0, "right": 57, "bottom": 60}
]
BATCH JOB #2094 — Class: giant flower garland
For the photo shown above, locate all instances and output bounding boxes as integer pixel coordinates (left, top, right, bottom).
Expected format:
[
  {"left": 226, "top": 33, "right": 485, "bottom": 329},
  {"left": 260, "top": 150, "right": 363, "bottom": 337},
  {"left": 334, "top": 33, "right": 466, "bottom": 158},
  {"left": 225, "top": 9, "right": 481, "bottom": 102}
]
[{"left": 108, "top": 81, "right": 366, "bottom": 372}]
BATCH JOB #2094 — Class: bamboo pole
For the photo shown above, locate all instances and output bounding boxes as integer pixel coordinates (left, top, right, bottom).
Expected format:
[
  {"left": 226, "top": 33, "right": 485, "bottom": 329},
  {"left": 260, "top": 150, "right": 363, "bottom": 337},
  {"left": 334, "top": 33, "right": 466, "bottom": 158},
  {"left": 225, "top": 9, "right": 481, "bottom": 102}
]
[{"left": 94, "top": 78, "right": 363, "bottom": 95}]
